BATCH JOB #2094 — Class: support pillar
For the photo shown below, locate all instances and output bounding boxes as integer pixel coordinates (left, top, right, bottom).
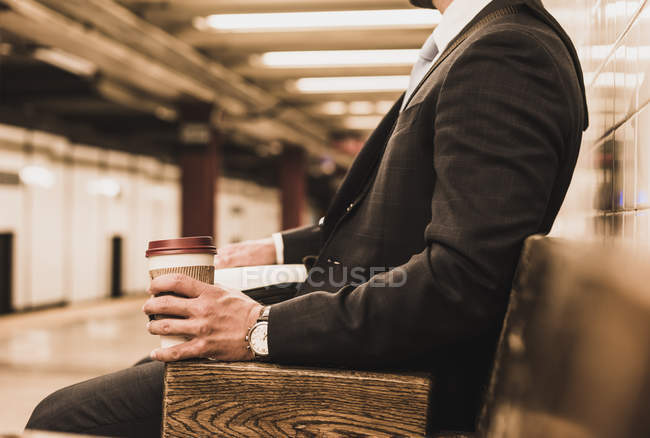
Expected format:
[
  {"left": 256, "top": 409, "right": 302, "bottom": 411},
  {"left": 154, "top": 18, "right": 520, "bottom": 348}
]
[
  {"left": 279, "top": 146, "right": 307, "bottom": 230},
  {"left": 178, "top": 104, "right": 220, "bottom": 239}
]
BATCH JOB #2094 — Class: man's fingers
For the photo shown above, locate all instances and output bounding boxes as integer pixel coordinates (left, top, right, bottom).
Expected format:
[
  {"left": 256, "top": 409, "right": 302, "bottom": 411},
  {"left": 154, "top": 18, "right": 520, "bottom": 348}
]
[
  {"left": 142, "top": 294, "right": 192, "bottom": 317},
  {"left": 150, "top": 338, "right": 209, "bottom": 362},
  {"left": 147, "top": 318, "right": 200, "bottom": 336},
  {"left": 148, "top": 273, "right": 212, "bottom": 298}
]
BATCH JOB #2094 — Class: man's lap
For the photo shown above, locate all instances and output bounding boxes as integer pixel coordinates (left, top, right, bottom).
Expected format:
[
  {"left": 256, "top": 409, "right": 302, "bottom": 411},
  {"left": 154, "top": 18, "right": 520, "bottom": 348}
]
[{"left": 26, "top": 359, "right": 164, "bottom": 438}]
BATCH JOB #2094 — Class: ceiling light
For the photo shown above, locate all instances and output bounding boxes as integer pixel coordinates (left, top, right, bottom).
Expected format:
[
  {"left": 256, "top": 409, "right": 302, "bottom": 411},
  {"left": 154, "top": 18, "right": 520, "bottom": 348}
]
[
  {"left": 19, "top": 165, "right": 55, "bottom": 189},
  {"left": 318, "top": 100, "right": 398, "bottom": 115},
  {"left": 258, "top": 49, "right": 420, "bottom": 68},
  {"left": 195, "top": 9, "right": 441, "bottom": 33},
  {"left": 87, "top": 178, "right": 121, "bottom": 198},
  {"left": 293, "top": 76, "right": 409, "bottom": 93},
  {"left": 376, "top": 100, "right": 396, "bottom": 113},
  {"left": 33, "top": 48, "right": 97, "bottom": 77},
  {"left": 320, "top": 101, "right": 348, "bottom": 115},
  {"left": 348, "top": 101, "right": 376, "bottom": 115},
  {"left": 344, "top": 116, "right": 383, "bottom": 130}
]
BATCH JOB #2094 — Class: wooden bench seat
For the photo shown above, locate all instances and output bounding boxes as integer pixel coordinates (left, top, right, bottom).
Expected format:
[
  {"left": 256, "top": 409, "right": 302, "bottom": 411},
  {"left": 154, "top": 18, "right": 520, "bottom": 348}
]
[
  {"left": 477, "top": 236, "right": 650, "bottom": 438},
  {"left": 163, "top": 361, "right": 432, "bottom": 437}
]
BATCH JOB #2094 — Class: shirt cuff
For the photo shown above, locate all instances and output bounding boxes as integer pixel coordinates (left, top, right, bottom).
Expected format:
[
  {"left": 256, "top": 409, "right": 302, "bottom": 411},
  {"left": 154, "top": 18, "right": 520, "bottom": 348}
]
[{"left": 271, "top": 232, "right": 284, "bottom": 265}]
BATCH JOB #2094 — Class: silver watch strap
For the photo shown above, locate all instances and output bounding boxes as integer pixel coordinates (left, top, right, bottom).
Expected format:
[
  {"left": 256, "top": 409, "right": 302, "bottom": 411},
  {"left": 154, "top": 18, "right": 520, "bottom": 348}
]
[{"left": 259, "top": 306, "right": 270, "bottom": 322}]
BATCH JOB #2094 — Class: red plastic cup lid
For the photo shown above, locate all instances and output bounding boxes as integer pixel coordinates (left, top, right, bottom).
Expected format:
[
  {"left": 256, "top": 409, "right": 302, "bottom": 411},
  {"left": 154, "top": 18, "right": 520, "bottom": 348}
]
[{"left": 146, "top": 236, "right": 216, "bottom": 257}]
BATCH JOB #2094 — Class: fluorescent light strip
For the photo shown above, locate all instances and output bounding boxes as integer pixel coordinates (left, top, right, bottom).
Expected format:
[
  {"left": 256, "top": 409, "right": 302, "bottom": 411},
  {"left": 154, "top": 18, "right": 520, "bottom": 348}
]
[
  {"left": 349, "top": 101, "right": 376, "bottom": 115},
  {"left": 33, "top": 48, "right": 97, "bottom": 77},
  {"left": 196, "top": 9, "right": 441, "bottom": 32},
  {"left": 19, "top": 165, "right": 55, "bottom": 189},
  {"left": 260, "top": 49, "right": 420, "bottom": 68},
  {"left": 87, "top": 178, "right": 121, "bottom": 198},
  {"left": 321, "top": 101, "right": 348, "bottom": 115},
  {"left": 294, "top": 76, "right": 409, "bottom": 93},
  {"left": 344, "top": 116, "right": 384, "bottom": 130},
  {"left": 320, "top": 100, "right": 397, "bottom": 115}
]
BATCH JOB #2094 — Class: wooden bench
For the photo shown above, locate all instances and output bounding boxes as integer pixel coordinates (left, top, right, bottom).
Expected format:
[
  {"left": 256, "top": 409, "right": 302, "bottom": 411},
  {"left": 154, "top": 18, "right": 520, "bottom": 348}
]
[
  {"left": 164, "top": 362, "right": 432, "bottom": 437},
  {"left": 163, "top": 236, "right": 650, "bottom": 438},
  {"left": 477, "top": 235, "right": 650, "bottom": 438}
]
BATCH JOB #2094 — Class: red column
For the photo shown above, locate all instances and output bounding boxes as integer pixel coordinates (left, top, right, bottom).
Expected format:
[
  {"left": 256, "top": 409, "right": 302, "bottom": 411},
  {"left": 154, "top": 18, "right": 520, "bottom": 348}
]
[
  {"left": 280, "top": 146, "right": 307, "bottom": 230},
  {"left": 178, "top": 104, "right": 220, "bottom": 239}
]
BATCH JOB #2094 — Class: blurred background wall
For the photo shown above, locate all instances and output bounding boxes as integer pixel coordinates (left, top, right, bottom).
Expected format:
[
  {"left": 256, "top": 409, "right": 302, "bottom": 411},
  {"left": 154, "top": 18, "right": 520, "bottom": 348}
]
[
  {"left": 549, "top": 0, "right": 650, "bottom": 246},
  {"left": 0, "top": 125, "right": 295, "bottom": 310}
]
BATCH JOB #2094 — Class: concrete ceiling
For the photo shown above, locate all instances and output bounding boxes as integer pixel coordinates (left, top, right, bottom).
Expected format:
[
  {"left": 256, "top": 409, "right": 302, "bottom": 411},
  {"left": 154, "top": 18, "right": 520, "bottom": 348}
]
[
  {"left": 0, "top": 0, "right": 437, "bottom": 166},
  {"left": 117, "top": 0, "right": 433, "bottom": 138}
]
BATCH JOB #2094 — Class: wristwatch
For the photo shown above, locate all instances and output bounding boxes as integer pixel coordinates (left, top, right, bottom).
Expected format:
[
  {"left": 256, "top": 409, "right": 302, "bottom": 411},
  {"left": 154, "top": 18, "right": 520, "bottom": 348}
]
[{"left": 246, "top": 306, "right": 270, "bottom": 360}]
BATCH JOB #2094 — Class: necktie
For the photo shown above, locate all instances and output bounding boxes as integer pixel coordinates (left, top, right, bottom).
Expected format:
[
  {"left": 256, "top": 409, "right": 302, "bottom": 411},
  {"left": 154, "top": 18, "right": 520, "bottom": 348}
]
[{"left": 402, "top": 33, "right": 439, "bottom": 110}]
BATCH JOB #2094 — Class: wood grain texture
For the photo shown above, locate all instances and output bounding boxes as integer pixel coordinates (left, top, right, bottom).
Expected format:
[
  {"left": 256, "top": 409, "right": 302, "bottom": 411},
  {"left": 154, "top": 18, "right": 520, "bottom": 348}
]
[{"left": 163, "top": 360, "right": 432, "bottom": 437}]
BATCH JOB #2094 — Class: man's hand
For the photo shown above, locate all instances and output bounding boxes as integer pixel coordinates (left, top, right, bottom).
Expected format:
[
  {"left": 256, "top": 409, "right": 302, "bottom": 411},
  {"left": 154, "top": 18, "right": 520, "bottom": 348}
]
[
  {"left": 215, "top": 237, "right": 277, "bottom": 269},
  {"left": 143, "top": 274, "right": 263, "bottom": 362}
]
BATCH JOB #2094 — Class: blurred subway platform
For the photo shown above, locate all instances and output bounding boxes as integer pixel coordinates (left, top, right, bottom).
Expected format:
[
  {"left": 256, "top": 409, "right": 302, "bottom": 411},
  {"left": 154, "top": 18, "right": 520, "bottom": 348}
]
[{"left": 0, "top": 296, "right": 154, "bottom": 434}]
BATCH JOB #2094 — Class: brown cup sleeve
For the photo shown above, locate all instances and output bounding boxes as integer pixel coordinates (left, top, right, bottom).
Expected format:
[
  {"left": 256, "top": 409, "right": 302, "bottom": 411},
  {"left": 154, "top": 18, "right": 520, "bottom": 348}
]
[
  {"left": 149, "top": 265, "right": 215, "bottom": 284},
  {"left": 148, "top": 265, "right": 215, "bottom": 320}
]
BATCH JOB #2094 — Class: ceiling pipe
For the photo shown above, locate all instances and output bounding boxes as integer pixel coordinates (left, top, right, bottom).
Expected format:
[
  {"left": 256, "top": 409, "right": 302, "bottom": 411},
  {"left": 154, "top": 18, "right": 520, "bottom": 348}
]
[{"left": 0, "top": 0, "right": 352, "bottom": 166}]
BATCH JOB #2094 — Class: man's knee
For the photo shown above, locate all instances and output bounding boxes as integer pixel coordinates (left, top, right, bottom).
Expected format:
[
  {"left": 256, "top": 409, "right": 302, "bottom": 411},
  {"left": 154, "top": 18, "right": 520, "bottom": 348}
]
[
  {"left": 26, "top": 386, "right": 74, "bottom": 432},
  {"left": 26, "top": 361, "right": 165, "bottom": 435}
]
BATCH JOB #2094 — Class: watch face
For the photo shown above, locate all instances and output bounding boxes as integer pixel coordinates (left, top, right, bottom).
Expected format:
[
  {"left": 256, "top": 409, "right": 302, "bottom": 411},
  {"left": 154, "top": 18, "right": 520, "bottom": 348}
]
[{"left": 250, "top": 323, "right": 269, "bottom": 356}]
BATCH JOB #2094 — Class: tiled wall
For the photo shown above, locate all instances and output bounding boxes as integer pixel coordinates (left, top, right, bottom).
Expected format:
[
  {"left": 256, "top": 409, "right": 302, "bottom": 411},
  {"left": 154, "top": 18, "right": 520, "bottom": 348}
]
[
  {"left": 546, "top": 0, "right": 650, "bottom": 247},
  {"left": 0, "top": 125, "right": 182, "bottom": 308},
  {"left": 0, "top": 123, "right": 286, "bottom": 310}
]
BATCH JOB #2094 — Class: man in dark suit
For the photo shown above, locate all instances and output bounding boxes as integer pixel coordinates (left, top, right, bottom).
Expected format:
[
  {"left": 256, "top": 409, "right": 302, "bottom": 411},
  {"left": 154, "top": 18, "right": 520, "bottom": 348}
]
[{"left": 27, "top": 0, "right": 587, "bottom": 435}]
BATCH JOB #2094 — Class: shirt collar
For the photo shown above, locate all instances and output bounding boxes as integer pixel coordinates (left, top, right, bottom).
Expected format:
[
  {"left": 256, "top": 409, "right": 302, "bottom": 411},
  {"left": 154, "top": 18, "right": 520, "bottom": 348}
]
[{"left": 432, "top": 0, "right": 493, "bottom": 55}]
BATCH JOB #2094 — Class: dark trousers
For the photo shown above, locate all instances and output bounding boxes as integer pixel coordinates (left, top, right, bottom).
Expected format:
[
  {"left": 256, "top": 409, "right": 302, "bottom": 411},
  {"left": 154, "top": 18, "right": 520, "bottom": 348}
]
[{"left": 26, "top": 358, "right": 164, "bottom": 437}]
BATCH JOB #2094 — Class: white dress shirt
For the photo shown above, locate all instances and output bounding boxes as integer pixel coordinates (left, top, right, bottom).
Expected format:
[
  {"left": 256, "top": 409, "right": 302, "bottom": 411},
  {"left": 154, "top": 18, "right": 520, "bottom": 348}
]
[
  {"left": 402, "top": 0, "right": 493, "bottom": 107},
  {"left": 272, "top": 231, "right": 285, "bottom": 264},
  {"left": 273, "top": 0, "right": 493, "bottom": 264}
]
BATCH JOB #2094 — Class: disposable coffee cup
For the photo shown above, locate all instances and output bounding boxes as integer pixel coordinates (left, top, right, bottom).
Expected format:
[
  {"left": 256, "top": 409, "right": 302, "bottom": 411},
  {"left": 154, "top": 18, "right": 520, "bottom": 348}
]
[{"left": 146, "top": 236, "right": 216, "bottom": 349}]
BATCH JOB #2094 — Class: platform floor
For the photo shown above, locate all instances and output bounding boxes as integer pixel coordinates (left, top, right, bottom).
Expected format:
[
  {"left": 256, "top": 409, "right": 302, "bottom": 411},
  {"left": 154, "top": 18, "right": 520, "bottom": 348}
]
[{"left": 0, "top": 296, "right": 157, "bottom": 434}]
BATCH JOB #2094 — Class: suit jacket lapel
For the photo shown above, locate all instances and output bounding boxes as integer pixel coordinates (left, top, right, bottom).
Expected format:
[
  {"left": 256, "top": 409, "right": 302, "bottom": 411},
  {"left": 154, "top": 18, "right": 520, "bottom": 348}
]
[{"left": 322, "top": 96, "right": 403, "bottom": 238}]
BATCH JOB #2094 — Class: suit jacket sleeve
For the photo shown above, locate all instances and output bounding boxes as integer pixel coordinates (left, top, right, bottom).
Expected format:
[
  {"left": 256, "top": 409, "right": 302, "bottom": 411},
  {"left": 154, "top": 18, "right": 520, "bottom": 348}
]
[
  {"left": 269, "top": 29, "right": 574, "bottom": 367},
  {"left": 280, "top": 224, "right": 322, "bottom": 265}
]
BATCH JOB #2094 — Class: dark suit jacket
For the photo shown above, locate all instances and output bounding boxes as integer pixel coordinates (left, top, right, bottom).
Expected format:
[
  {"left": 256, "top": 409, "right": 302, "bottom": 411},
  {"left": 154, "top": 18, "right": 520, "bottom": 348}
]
[{"left": 268, "top": 0, "right": 587, "bottom": 431}]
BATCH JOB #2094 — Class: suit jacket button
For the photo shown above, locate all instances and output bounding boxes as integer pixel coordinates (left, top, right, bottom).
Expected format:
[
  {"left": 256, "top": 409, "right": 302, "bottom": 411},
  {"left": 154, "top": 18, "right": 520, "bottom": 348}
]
[{"left": 346, "top": 203, "right": 354, "bottom": 212}]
